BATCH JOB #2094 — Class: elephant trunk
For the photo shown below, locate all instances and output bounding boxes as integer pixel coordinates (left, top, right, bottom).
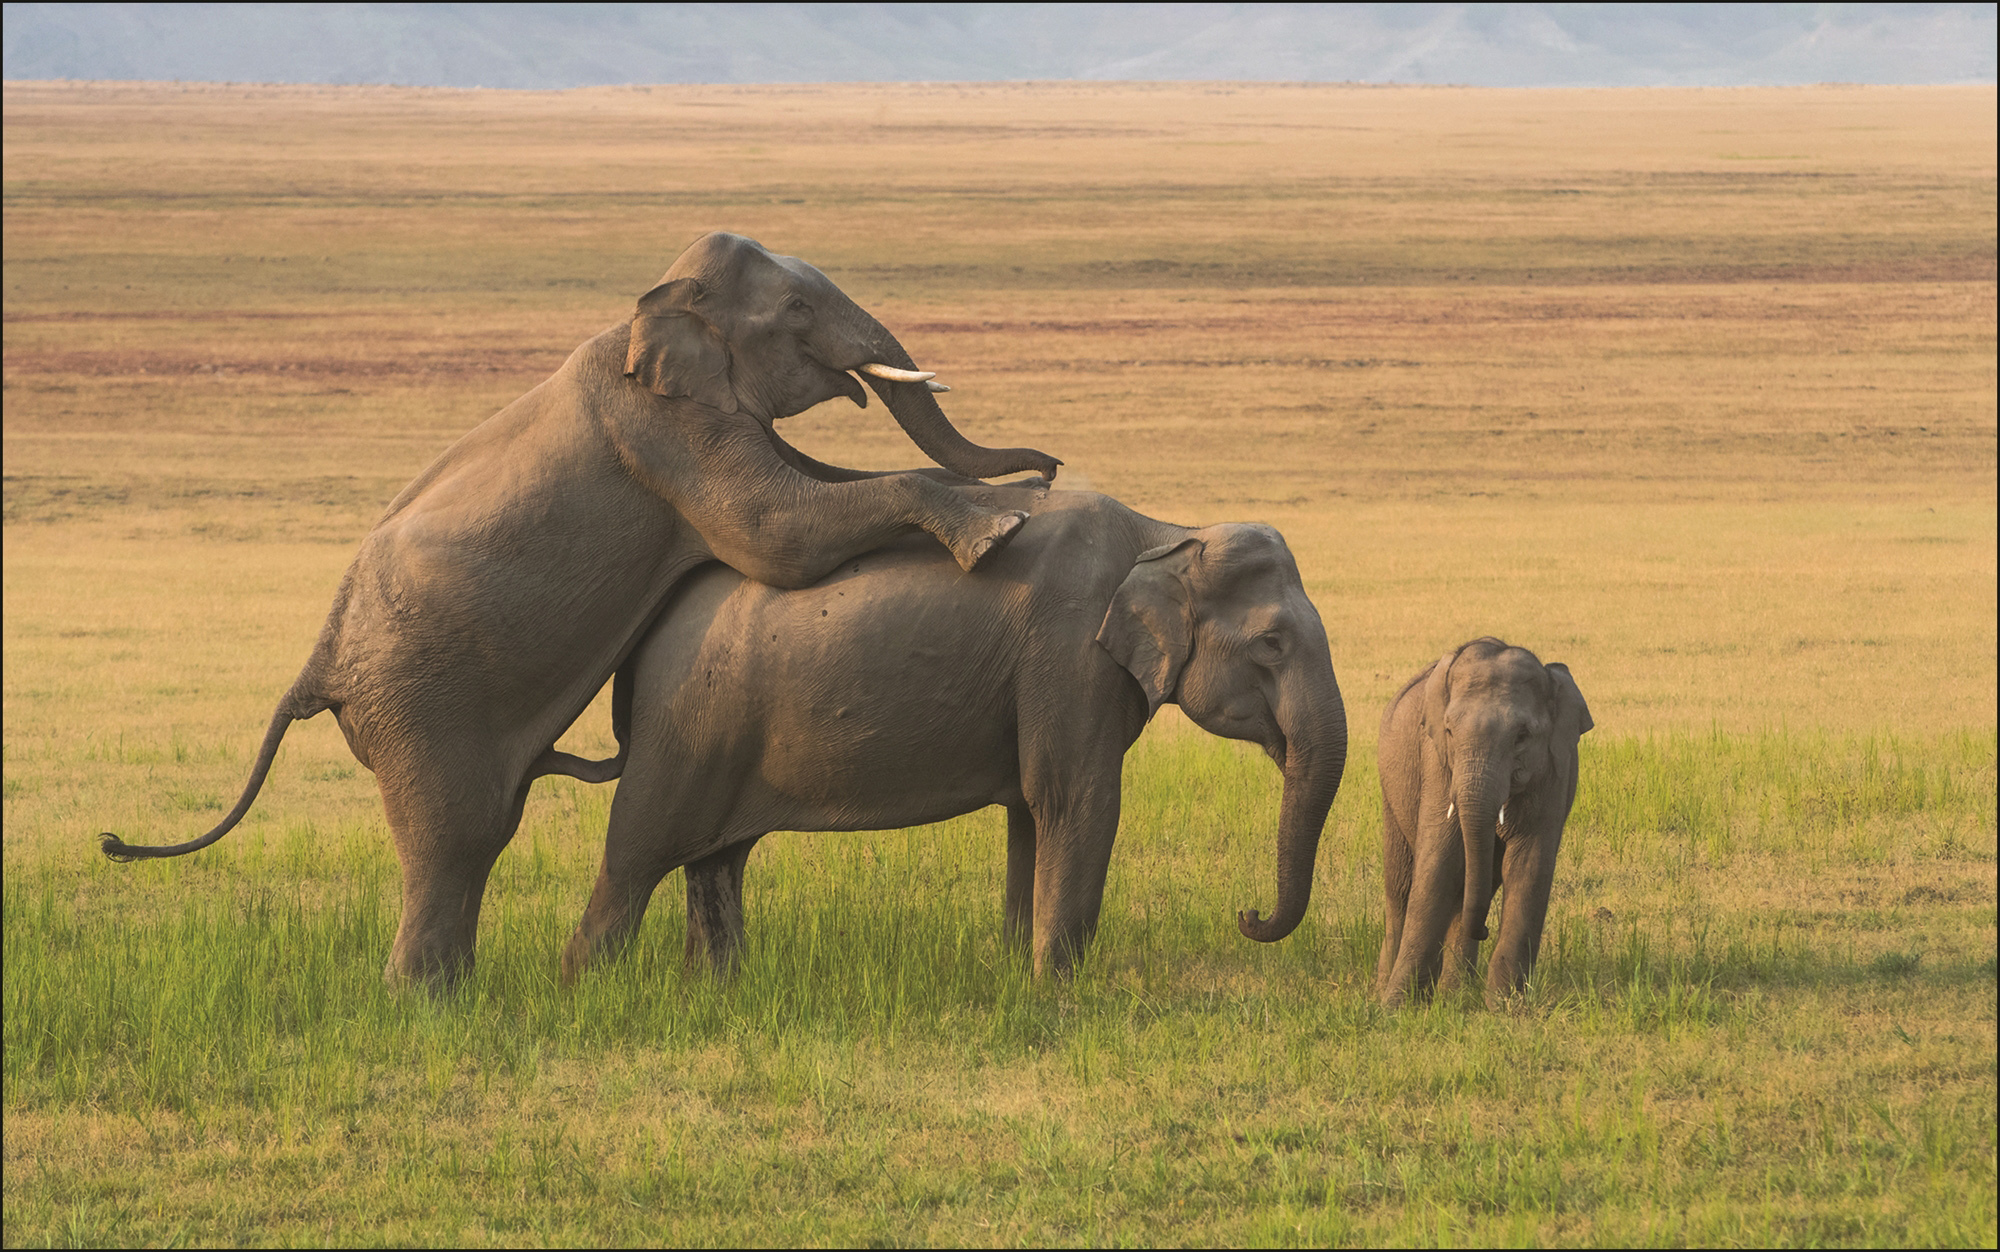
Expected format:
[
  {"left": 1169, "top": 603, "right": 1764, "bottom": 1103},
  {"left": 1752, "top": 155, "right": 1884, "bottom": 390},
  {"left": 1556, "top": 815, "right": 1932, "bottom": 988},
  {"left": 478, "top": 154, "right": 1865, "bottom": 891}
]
[
  {"left": 1454, "top": 763, "right": 1509, "bottom": 951},
  {"left": 836, "top": 305, "right": 1061, "bottom": 482},
  {"left": 1237, "top": 675, "right": 1347, "bottom": 944}
]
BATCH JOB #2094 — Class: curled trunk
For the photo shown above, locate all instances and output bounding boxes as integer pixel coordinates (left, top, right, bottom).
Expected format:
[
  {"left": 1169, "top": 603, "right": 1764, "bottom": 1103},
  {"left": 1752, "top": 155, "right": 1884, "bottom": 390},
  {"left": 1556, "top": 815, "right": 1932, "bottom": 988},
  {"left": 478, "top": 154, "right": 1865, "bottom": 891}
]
[{"left": 1237, "top": 692, "right": 1348, "bottom": 943}]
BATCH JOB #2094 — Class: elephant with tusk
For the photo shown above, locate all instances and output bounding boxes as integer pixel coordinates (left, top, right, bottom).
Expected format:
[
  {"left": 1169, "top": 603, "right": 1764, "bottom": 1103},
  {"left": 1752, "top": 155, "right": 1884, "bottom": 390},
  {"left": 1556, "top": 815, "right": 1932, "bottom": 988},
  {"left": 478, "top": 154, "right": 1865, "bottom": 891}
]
[
  {"left": 1375, "top": 637, "right": 1593, "bottom": 1008},
  {"left": 559, "top": 485, "right": 1350, "bottom": 984},
  {"left": 99, "top": 231, "right": 1062, "bottom": 990}
]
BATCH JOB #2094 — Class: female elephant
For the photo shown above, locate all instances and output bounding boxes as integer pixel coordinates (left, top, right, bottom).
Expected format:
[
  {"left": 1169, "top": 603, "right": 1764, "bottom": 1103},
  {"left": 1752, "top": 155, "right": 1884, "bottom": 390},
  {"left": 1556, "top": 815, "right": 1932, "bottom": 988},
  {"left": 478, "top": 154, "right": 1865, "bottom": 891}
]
[
  {"left": 559, "top": 486, "right": 1349, "bottom": 982},
  {"left": 1375, "top": 637, "right": 1592, "bottom": 1008},
  {"left": 101, "top": 231, "right": 1060, "bottom": 988}
]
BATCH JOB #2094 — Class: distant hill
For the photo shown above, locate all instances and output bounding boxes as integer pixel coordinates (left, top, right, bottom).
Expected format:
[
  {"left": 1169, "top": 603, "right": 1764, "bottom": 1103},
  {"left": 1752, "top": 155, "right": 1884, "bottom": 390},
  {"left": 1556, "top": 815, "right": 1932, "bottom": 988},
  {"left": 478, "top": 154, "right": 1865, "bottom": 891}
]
[{"left": 4, "top": 2, "right": 1994, "bottom": 88}]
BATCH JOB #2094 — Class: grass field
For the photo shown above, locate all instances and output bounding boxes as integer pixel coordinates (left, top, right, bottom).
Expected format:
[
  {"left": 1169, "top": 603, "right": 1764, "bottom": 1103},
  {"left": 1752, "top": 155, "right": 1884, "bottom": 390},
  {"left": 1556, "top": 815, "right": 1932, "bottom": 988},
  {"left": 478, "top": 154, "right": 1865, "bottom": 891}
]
[{"left": 4, "top": 81, "right": 1995, "bottom": 1245}]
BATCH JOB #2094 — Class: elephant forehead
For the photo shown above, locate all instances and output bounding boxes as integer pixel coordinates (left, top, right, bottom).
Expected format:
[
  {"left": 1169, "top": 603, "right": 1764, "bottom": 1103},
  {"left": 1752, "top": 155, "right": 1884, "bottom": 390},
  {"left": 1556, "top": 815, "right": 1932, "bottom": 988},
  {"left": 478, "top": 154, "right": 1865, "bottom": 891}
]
[
  {"left": 659, "top": 231, "right": 771, "bottom": 283},
  {"left": 769, "top": 251, "right": 834, "bottom": 288},
  {"left": 1197, "top": 524, "right": 1302, "bottom": 591},
  {"left": 1453, "top": 654, "right": 1549, "bottom": 703},
  {"left": 1201, "top": 522, "right": 1291, "bottom": 565}
]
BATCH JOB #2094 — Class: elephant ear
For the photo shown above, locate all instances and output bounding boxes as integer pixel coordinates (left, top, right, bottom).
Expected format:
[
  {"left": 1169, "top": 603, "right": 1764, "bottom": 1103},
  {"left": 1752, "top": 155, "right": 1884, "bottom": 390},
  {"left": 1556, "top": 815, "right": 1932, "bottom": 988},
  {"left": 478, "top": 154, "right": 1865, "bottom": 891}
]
[
  {"left": 1545, "top": 662, "right": 1594, "bottom": 743},
  {"left": 1418, "top": 646, "right": 1462, "bottom": 767},
  {"left": 625, "top": 277, "right": 737, "bottom": 413},
  {"left": 1096, "top": 537, "right": 1204, "bottom": 718}
]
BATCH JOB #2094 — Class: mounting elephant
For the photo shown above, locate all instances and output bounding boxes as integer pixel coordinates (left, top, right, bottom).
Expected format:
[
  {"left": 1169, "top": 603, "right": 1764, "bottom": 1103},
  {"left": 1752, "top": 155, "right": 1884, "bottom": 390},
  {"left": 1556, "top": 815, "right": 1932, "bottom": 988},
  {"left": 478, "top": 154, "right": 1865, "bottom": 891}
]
[
  {"left": 100, "top": 231, "right": 1061, "bottom": 988},
  {"left": 558, "top": 486, "right": 1349, "bottom": 983},
  {"left": 1375, "top": 637, "right": 1593, "bottom": 1008}
]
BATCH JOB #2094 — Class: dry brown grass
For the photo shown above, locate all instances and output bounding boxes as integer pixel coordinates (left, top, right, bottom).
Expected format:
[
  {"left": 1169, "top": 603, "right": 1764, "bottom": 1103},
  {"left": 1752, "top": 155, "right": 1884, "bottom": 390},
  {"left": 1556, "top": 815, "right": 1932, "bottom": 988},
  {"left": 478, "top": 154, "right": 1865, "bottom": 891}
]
[{"left": 6, "top": 81, "right": 1994, "bottom": 747}]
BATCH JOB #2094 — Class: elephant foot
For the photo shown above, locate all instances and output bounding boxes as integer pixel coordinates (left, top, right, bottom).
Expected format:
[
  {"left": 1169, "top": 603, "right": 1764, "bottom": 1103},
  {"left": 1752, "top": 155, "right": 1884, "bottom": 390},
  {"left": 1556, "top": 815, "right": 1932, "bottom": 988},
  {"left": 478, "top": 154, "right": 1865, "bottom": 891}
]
[
  {"left": 953, "top": 509, "right": 1028, "bottom": 572},
  {"left": 559, "top": 934, "right": 591, "bottom": 987},
  {"left": 381, "top": 957, "right": 467, "bottom": 997}
]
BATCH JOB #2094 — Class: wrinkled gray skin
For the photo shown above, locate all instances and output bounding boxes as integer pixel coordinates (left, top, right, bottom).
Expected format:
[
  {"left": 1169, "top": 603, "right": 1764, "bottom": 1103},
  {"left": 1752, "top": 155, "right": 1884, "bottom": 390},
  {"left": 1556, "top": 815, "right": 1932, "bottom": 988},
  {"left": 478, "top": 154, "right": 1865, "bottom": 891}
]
[
  {"left": 560, "top": 487, "right": 1348, "bottom": 983},
  {"left": 99, "top": 231, "right": 1061, "bottom": 989},
  {"left": 1375, "top": 637, "right": 1593, "bottom": 1008}
]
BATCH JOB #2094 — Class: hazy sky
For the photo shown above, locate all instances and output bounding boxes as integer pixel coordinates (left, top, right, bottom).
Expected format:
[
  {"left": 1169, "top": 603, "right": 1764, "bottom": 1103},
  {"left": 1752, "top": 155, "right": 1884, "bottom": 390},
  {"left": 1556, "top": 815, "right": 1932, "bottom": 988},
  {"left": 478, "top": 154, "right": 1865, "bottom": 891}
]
[{"left": 5, "top": 3, "right": 1994, "bottom": 88}]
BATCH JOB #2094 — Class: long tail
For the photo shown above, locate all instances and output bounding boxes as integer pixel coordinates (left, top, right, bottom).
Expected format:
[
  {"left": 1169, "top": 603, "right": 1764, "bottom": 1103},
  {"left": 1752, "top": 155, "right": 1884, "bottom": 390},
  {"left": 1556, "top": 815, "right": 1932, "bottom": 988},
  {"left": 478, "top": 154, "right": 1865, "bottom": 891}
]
[
  {"left": 99, "top": 703, "right": 301, "bottom": 862},
  {"left": 529, "top": 747, "right": 625, "bottom": 784}
]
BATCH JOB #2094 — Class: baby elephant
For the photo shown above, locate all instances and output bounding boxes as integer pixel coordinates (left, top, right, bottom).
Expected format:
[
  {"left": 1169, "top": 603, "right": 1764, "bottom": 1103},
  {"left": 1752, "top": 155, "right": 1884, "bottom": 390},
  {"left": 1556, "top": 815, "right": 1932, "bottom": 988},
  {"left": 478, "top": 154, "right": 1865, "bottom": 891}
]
[
  {"left": 1376, "top": 637, "right": 1592, "bottom": 1008},
  {"left": 561, "top": 486, "right": 1348, "bottom": 983}
]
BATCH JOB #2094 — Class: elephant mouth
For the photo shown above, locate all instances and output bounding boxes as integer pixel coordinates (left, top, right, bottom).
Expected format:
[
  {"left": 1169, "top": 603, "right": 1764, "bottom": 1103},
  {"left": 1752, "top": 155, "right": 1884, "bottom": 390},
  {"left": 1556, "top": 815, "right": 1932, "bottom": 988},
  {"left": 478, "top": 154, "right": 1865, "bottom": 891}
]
[
  {"left": 802, "top": 357, "right": 952, "bottom": 412},
  {"left": 832, "top": 361, "right": 953, "bottom": 410},
  {"left": 827, "top": 367, "right": 868, "bottom": 408}
]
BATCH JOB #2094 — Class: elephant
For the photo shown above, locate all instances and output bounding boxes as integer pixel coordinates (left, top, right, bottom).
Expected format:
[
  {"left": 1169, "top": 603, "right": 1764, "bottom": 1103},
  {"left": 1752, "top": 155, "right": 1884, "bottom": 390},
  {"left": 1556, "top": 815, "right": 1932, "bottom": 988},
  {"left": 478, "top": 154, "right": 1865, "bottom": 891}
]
[
  {"left": 1375, "top": 637, "right": 1593, "bottom": 1008},
  {"left": 99, "top": 231, "right": 1062, "bottom": 989},
  {"left": 558, "top": 485, "right": 1349, "bottom": 983}
]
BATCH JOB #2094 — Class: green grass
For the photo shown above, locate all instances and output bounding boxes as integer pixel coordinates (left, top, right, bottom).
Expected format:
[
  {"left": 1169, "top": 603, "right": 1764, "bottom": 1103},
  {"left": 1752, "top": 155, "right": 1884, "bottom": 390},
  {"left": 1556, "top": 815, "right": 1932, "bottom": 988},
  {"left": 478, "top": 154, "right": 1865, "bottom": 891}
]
[{"left": 5, "top": 728, "right": 1993, "bottom": 1245}]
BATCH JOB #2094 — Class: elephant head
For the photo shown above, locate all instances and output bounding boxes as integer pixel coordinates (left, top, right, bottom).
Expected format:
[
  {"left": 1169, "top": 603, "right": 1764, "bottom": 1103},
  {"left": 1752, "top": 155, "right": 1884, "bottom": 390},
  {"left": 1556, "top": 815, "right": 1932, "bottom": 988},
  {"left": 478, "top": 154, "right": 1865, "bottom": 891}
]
[
  {"left": 626, "top": 231, "right": 1059, "bottom": 481},
  {"left": 1420, "top": 637, "right": 1593, "bottom": 989},
  {"left": 1096, "top": 524, "right": 1348, "bottom": 945}
]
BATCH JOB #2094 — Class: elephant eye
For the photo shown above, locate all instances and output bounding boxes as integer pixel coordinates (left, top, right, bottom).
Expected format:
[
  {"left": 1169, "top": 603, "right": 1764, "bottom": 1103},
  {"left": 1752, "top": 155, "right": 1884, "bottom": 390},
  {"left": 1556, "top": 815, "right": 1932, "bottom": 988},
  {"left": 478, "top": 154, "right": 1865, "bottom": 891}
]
[{"left": 1252, "top": 631, "right": 1285, "bottom": 662}]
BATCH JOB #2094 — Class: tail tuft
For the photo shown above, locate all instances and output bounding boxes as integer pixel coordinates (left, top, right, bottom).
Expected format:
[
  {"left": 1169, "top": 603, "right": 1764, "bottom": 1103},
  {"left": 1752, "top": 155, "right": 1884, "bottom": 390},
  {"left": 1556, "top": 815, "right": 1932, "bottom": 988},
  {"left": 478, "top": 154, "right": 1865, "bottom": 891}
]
[{"left": 99, "top": 832, "right": 140, "bottom": 862}]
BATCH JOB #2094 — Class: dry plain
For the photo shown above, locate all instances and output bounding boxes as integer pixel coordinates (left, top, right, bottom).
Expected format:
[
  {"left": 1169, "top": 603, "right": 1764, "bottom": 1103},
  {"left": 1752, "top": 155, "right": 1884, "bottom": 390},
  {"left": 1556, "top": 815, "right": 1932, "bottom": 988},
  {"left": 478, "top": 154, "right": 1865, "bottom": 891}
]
[{"left": 3, "top": 81, "right": 1995, "bottom": 1245}]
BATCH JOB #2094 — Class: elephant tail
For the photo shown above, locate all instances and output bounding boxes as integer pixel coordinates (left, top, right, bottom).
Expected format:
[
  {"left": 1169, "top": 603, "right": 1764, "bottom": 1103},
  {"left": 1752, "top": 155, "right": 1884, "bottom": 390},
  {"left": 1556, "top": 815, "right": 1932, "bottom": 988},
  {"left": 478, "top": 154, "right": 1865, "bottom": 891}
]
[
  {"left": 525, "top": 663, "right": 634, "bottom": 785},
  {"left": 99, "top": 696, "right": 312, "bottom": 862},
  {"left": 528, "top": 747, "right": 625, "bottom": 784}
]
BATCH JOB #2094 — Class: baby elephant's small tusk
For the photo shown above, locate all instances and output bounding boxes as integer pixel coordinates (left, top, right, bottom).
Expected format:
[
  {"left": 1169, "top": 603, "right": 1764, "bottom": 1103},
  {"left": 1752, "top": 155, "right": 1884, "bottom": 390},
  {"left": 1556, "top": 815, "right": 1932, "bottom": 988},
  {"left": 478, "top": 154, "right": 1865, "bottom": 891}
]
[
  {"left": 1446, "top": 802, "right": 1455, "bottom": 820},
  {"left": 925, "top": 380, "right": 951, "bottom": 393},
  {"left": 1499, "top": 804, "right": 1508, "bottom": 827},
  {"left": 858, "top": 363, "right": 936, "bottom": 383}
]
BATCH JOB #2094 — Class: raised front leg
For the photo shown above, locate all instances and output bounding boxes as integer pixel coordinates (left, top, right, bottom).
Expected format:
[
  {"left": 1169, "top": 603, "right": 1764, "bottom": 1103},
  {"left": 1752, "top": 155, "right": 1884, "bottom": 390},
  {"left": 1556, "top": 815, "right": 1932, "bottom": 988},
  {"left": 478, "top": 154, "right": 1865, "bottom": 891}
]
[
  {"left": 683, "top": 839, "right": 760, "bottom": 976},
  {"left": 608, "top": 407, "right": 1027, "bottom": 583},
  {"left": 1005, "top": 805, "right": 1037, "bottom": 954}
]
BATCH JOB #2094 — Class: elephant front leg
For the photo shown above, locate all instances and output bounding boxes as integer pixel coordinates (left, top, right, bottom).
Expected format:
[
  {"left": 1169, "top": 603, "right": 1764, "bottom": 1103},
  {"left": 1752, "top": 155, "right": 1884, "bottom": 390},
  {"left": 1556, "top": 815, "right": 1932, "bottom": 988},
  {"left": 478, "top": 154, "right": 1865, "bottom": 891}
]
[
  {"left": 1025, "top": 787, "right": 1122, "bottom": 979},
  {"left": 1004, "top": 805, "right": 1037, "bottom": 955},
  {"left": 684, "top": 838, "right": 760, "bottom": 976},
  {"left": 1380, "top": 826, "right": 1464, "bottom": 1007},
  {"left": 1486, "top": 827, "right": 1560, "bottom": 1006}
]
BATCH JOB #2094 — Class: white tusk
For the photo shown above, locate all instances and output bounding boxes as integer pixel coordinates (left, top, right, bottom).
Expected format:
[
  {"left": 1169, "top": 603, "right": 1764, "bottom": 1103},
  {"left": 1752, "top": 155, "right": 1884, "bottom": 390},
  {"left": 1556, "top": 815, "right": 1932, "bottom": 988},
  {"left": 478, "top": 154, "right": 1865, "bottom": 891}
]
[
  {"left": 1499, "top": 804, "right": 1508, "bottom": 827},
  {"left": 1446, "top": 802, "right": 1455, "bottom": 820},
  {"left": 925, "top": 380, "right": 951, "bottom": 393},
  {"left": 858, "top": 363, "right": 936, "bottom": 383}
]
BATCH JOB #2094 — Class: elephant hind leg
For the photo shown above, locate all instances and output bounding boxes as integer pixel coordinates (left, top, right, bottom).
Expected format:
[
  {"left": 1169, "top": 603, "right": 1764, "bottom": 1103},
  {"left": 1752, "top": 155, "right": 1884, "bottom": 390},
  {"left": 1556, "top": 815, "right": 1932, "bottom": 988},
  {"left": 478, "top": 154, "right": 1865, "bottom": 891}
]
[
  {"left": 683, "top": 838, "right": 761, "bottom": 976},
  {"left": 562, "top": 856, "right": 676, "bottom": 986},
  {"left": 563, "top": 771, "right": 739, "bottom": 983},
  {"left": 1376, "top": 805, "right": 1415, "bottom": 999},
  {"left": 376, "top": 757, "right": 534, "bottom": 991}
]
